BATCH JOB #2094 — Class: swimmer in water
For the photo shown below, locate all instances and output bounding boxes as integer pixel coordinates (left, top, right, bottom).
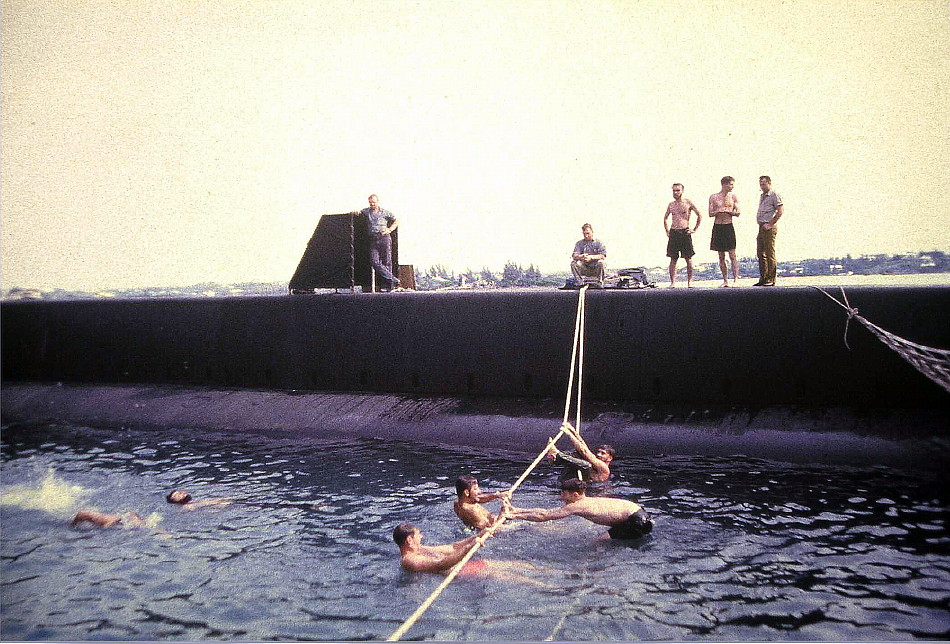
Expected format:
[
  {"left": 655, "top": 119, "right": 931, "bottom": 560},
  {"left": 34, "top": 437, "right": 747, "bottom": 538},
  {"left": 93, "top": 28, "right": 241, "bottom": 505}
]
[
  {"left": 392, "top": 520, "right": 551, "bottom": 586},
  {"left": 394, "top": 522, "right": 491, "bottom": 574},
  {"left": 166, "top": 489, "right": 231, "bottom": 511},
  {"left": 453, "top": 475, "right": 510, "bottom": 530},
  {"left": 71, "top": 509, "right": 147, "bottom": 529},
  {"left": 546, "top": 422, "right": 614, "bottom": 484},
  {"left": 505, "top": 478, "right": 653, "bottom": 541}
]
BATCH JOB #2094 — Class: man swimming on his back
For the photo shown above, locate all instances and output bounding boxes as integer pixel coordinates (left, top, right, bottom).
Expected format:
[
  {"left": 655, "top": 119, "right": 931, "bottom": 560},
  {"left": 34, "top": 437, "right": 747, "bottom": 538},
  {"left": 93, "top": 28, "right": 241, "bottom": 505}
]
[{"left": 166, "top": 489, "right": 231, "bottom": 511}]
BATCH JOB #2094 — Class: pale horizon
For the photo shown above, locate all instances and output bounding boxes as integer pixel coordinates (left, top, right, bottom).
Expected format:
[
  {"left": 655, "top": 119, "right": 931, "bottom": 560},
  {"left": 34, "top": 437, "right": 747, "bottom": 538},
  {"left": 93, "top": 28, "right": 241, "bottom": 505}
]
[{"left": 3, "top": 0, "right": 949, "bottom": 292}]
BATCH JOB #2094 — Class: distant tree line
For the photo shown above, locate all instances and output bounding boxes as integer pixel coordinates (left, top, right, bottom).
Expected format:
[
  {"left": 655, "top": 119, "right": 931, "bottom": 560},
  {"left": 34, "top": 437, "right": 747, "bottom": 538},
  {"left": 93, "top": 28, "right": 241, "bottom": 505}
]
[
  {"left": 414, "top": 261, "right": 560, "bottom": 290},
  {"left": 413, "top": 250, "right": 950, "bottom": 291}
]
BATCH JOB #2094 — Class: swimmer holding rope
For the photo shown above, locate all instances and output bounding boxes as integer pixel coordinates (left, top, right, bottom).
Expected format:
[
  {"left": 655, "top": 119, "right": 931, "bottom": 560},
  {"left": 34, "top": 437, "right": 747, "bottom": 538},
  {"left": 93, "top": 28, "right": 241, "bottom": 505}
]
[
  {"left": 546, "top": 422, "right": 614, "bottom": 484},
  {"left": 453, "top": 476, "right": 510, "bottom": 530},
  {"left": 392, "top": 518, "right": 551, "bottom": 586},
  {"left": 505, "top": 478, "right": 654, "bottom": 541},
  {"left": 393, "top": 523, "right": 492, "bottom": 574}
]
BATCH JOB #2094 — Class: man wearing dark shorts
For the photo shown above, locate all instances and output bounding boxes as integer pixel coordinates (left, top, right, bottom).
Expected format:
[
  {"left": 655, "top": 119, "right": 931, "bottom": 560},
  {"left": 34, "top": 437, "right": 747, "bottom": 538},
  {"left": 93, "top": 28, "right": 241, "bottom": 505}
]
[
  {"left": 505, "top": 478, "right": 654, "bottom": 541},
  {"left": 663, "top": 183, "right": 702, "bottom": 288},
  {"left": 606, "top": 508, "right": 654, "bottom": 539},
  {"left": 708, "top": 176, "right": 741, "bottom": 287}
]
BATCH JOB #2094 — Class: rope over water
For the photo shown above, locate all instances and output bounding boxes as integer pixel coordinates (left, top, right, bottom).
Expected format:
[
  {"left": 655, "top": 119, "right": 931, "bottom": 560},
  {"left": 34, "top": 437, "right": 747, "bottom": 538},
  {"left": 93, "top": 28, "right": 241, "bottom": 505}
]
[
  {"left": 813, "top": 286, "right": 950, "bottom": 394},
  {"left": 387, "top": 286, "right": 591, "bottom": 641}
]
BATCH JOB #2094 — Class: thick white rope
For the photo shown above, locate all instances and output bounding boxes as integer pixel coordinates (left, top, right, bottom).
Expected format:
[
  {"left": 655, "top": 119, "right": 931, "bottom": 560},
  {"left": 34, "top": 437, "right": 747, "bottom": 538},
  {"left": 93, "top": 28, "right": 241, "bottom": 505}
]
[
  {"left": 387, "top": 286, "right": 589, "bottom": 641},
  {"left": 575, "top": 286, "right": 585, "bottom": 434}
]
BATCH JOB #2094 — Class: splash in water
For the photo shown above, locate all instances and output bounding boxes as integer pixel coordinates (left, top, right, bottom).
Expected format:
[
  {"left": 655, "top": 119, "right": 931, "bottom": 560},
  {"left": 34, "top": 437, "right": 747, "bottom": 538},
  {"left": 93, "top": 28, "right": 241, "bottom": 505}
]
[{"left": 0, "top": 468, "right": 90, "bottom": 517}]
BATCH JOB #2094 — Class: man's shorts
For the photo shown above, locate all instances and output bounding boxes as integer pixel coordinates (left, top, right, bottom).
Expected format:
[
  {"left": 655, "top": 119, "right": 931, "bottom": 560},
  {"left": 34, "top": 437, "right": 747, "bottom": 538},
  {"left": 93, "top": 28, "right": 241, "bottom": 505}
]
[
  {"left": 607, "top": 509, "right": 654, "bottom": 540},
  {"left": 666, "top": 229, "right": 695, "bottom": 259},
  {"left": 459, "top": 559, "right": 488, "bottom": 577},
  {"left": 710, "top": 223, "right": 737, "bottom": 252}
]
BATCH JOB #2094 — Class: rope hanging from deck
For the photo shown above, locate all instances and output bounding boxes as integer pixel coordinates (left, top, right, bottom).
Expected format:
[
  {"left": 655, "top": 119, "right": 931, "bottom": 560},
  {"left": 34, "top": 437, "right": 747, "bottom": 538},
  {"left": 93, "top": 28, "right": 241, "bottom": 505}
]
[
  {"left": 387, "top": 286, "right": 590, "bottom": 641},
  {"left": 813, "top": 286, "right": 950, "bottom": 394}
]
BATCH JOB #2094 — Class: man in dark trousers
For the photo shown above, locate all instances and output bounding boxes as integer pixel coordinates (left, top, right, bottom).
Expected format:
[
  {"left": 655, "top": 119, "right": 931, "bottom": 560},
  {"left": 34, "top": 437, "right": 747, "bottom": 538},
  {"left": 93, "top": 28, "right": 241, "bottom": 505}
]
[{"left": 360, "top": 194, "right": 400, "bottom": 291}]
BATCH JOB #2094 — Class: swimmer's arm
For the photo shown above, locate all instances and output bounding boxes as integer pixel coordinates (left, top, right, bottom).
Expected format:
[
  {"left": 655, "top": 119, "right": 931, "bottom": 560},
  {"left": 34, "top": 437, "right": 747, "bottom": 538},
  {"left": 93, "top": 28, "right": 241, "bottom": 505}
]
[
  {"left": 453, "top": 532, "right": 481, "bottom": 553},
  {"left": 561, "top": 425, "right": 608, "bottom": 478},
  {"left": 561, "top": 423, "right": 598, "bottom": 463},
  {"left": 182, "top": 498, "right": 231, "bottom": 511},
  {"left": 475, "top": 491, "right": 508, "bottom": 504},
  {"left": 507, "top": 505, "right": 576, "bottom": 523},
  {"left": 431, "top": 530, "right": 488, "bottom": 568}
]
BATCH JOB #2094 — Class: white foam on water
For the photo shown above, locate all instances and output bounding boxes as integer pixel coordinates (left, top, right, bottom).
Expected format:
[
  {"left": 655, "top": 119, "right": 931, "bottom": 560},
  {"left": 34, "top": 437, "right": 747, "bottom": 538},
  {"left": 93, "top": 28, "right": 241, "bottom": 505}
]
[{"left": 0, "top": 468, "right": 91, "bottom": 517}]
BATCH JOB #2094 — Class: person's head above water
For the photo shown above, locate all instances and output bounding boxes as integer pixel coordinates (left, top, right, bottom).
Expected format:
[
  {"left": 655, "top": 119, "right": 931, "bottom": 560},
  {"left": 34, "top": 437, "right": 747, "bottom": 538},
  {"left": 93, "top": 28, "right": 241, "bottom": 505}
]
[
  {"left": 560, "top": 478, "right": 587, "bottom": 501},
  {"left": 454, "top": 475, "right": 480, "bottom": 498},
  {"left": 595, "top": 444, "right": 615, "bottom": 464},
  {"left": 392, "top": 523, "right": 419, "bottom": 546},
  {"left": 166, "top": 490, "right": 193, "bottom": 504}
]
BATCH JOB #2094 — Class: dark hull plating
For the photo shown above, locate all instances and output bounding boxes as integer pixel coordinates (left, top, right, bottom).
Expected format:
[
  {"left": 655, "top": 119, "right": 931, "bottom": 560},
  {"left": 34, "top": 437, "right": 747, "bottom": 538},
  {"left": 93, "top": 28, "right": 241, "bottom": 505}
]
[{"left": 3, "top": 287, "right": 949, "bottom": 467}]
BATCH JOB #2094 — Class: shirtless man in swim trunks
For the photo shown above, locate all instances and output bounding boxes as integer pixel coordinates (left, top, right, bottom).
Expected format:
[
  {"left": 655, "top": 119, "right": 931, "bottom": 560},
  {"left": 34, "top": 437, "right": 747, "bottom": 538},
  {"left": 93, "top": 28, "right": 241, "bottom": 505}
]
[
  {"left": 546, "top": 422, "right": 613, "bottom": 484},
  {"left": 663, "top": 183, "right": 703, "bottom": 288},
  {"left": 392, "top": 521, "right": 550, "bottom": 585},
  {"left": 708, "top": 176, "right": 741, "bottom": 287},
  {"left": 394, "top": 523, "right": 492, "bottom": 573},
  {"left": 505, "top": 478, "right": 654, "bottom": 540},
  {"left": 453, "top": 476, "right": 510, "bottom": 529}
]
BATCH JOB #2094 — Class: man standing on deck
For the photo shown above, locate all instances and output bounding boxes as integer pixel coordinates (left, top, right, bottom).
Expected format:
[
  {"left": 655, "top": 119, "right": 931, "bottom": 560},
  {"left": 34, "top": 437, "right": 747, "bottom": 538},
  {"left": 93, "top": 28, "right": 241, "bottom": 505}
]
[
  {"left": 754, "top": 176, "right": 784, "bottom": 286},
  {"left": 708, "top": 176, "right": 741, "bottom": 287},
  {"left": 664, "top": 183, "right": 702, "bottom": 288},
  {"left": 570, "top": 223, "right": 607, "bottom": 287},
  {"left": 505, "top": 478, "right": 654, "bottom": 540},
  {"left": 357, "top": 194, "right": 400, "bottom": 292}
]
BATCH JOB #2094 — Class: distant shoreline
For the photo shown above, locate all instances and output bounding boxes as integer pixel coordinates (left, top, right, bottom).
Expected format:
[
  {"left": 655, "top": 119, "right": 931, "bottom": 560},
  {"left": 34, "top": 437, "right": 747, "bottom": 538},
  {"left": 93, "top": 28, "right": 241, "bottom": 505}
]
[{"left": 3, "top": 270, "right": 950, "bottom": 301}]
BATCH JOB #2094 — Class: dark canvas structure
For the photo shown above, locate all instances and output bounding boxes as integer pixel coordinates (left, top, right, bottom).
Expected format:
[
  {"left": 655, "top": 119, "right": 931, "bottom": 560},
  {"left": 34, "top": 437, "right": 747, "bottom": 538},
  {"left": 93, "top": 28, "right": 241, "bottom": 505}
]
[{"left": 289, "top": 213, "right": 399, "bottom": 292}]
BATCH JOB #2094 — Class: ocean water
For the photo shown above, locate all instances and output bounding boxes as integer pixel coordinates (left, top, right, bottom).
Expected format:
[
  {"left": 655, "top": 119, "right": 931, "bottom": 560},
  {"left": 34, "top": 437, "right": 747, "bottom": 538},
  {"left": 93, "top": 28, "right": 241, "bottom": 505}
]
[{"left": 1, "top": 421, "right": 948, "bottom": 641}]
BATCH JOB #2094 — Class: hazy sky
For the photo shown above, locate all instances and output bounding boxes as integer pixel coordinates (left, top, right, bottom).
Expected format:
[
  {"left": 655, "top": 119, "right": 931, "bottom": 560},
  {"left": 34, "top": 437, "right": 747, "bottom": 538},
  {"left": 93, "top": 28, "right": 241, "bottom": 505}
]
[{"left": 3, "top": 0, "right": 949, "bottom": 291}]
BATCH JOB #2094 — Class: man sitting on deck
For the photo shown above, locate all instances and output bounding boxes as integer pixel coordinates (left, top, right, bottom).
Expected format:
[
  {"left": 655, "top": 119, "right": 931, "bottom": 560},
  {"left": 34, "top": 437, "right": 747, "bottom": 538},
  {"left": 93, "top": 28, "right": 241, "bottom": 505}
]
[
  {"left": 570, "top": 223, "right": 607, "bottom": 287},
  {"left": 546, "top": 422, "right": 613, "bottom": 484},
  {"left": 505, "top": 478, "right": 653, "bottom": 541}
]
